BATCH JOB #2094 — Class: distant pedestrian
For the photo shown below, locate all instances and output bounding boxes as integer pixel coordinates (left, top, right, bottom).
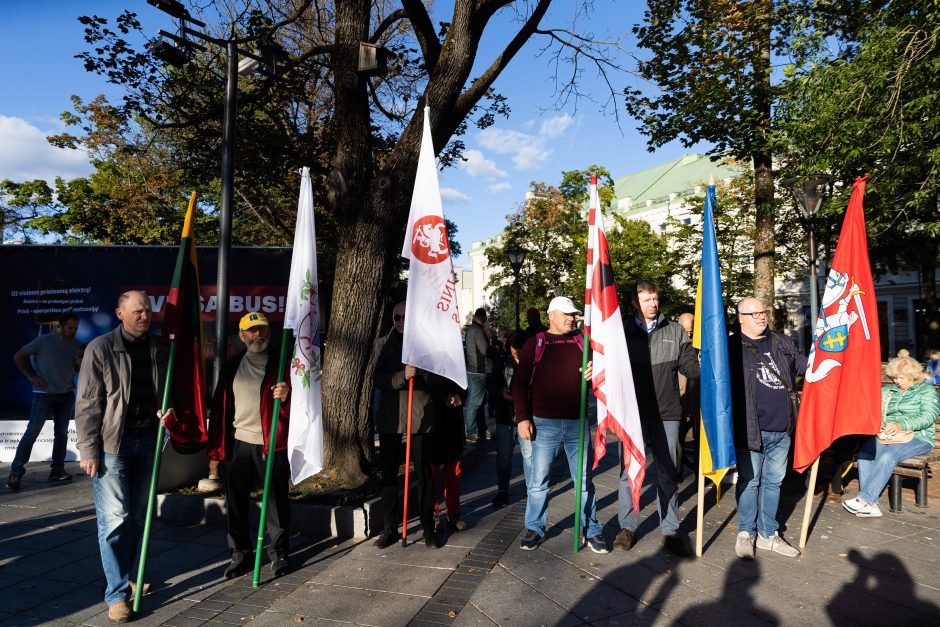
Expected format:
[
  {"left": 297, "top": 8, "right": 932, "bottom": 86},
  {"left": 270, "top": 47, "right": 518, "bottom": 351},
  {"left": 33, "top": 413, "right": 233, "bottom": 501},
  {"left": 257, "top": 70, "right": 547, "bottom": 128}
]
[
  {"left": 492, "top": 331, "right": 521, "bottom": 509},
  {"left": 464, "top": 307, "right": 497, "bottom": 442},
  {"left": 618, "top": 282, "right": 699, "bottom": 557},
  {"left": 8, "top": 312, "right": 82, "bottom": 489},
  {"left": 729, "top": 297, "right": 806, "bottom": 559},
  {"left": 521, "top": 307, "right": 548, "bottom": 342},
  {"left": 373, "top": 301, "right": 451, "bottom": 549},
  {"left": 923, "top": 348, "right": 940, "bottom": 384},
  {"left": 75, "top": 291, "right": 174, "bottom": 623},
  {"left": 513, "top": 296, "right": 606, "bottom": 553},
  {"left": 206, "top": 312, "right": 292, "bottom": 580},
  {"left": 676, "top": 312, "right": 699, "bottom": 473}
]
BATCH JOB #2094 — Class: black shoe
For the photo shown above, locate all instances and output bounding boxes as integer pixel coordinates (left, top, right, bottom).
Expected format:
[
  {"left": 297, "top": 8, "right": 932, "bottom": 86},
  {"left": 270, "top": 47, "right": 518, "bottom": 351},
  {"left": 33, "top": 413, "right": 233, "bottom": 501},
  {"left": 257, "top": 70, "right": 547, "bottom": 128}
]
[
  {"left": 49, "top": 469, "right": 72, "bottom": 482},
  {"left": 423, "top": 532, "right": 441, "bottom": 549},
  {"left": 663, "top": 534, "right": 693, "bottom": 558},
  {"left": 224, "top": 553, "right": 251, "bottom": 579},
  {"left": 271, "top": 555, "right": 289, "bottom": 577},
  {"left": 491, "top": 492, "right": 509, "bottom": 509},
  {"left": 373, "top": 528, "right": 401, "bottom": 549},
  {"left": 519, "top": 529, "right": 541, "bottom": 551},
  {"left": 447, "top": 513, "right": 468, "bottom": 532},
  {"left": 7, "top": 472, "right": 22, "bottom": 490}
]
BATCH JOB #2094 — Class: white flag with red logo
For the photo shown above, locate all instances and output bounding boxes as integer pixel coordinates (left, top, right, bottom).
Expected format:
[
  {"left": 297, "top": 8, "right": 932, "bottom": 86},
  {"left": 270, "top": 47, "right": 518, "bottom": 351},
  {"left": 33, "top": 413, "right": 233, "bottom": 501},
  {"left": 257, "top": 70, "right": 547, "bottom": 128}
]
[
  {"left": 400, "top": 108, "right": 467, "bottom": 389},
  {"left": 584, "top": 177, "right": 645, "bottom": 517}
]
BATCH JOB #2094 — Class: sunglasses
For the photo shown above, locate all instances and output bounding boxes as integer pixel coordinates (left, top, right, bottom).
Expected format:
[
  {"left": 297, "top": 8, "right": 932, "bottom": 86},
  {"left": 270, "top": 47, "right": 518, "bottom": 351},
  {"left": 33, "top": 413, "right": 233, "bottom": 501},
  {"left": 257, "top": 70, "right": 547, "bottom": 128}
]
[{"left": 393, "top": 314, "right": 405, "bottom": 322}]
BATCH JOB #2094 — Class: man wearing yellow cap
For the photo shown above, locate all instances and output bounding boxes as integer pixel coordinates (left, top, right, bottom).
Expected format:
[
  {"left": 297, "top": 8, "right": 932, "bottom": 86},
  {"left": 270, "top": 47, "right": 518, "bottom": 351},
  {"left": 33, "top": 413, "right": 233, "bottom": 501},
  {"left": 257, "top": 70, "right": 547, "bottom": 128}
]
[{"left": 206, "top": 312, "right": 291, "bottom": 579}]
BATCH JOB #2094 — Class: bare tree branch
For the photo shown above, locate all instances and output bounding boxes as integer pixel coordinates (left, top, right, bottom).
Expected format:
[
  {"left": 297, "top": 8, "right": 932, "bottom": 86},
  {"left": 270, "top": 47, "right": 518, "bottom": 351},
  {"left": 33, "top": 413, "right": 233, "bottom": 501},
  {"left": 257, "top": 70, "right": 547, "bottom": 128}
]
[
  {"left": 371, "top": 8, "right": 408, "bottom": 43},
  {"left": 401, "top": 0, "right": 442, "bottom": 74}
]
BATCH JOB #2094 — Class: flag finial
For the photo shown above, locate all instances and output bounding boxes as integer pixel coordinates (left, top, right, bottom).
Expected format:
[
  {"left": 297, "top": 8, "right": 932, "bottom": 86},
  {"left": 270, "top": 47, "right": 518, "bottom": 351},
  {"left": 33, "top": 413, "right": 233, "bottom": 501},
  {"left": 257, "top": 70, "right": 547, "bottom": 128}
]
[{"left": 708, "top": 174, "right": 715, "bottom": 186}]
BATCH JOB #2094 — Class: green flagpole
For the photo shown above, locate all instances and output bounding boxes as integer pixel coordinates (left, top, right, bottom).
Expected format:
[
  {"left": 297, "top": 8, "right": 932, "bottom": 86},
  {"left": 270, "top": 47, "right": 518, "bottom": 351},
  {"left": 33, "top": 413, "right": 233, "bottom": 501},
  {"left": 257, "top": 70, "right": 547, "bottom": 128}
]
[
  {"left": 573, "top": 331, "right": 590, "bottom": 554},
  {"left": 133, "top": 342, "right": 178, "bottom": 613},
  {"left": 253, "top": 328, "right": 292, "bottom": 587}
]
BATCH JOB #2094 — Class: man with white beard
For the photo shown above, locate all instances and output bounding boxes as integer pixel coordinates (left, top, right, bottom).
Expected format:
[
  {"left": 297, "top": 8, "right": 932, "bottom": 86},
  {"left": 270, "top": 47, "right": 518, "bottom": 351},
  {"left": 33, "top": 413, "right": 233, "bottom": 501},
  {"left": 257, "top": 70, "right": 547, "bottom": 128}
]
[{"left": 207, "top": 312, "right": 291, "bottom": 580}]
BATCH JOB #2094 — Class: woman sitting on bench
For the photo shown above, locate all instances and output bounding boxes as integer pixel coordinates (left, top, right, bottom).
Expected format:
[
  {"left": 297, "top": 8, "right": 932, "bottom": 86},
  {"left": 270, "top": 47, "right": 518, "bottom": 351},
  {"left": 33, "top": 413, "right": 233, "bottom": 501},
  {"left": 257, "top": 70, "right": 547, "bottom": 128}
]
[{"left": 843, "top": 356, "right": 940, "bottom": 518}]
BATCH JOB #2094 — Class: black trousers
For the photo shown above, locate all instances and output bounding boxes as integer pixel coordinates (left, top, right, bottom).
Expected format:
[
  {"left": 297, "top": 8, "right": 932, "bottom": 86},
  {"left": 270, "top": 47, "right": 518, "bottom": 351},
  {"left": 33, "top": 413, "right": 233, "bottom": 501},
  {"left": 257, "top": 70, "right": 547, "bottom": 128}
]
[
  {"left": 222, "top": 439, "right": 291, "bottom": 559},
  {"left": 378, "top": 432, "right": 435, "bottom": 533}
]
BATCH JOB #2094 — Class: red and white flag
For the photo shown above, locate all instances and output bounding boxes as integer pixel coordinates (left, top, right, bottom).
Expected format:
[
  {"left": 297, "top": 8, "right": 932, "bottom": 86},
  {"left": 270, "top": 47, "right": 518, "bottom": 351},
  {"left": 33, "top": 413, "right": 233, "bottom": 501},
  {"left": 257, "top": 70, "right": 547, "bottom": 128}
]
[
  {"left": 794, "top": 176, "right": 881, "bottom": 472},
  {"left": 585, "top": 176, "right": 645, "bottom": 515},
  {"left": 400, "top": 108, "right": 467, "bottom": 389}
]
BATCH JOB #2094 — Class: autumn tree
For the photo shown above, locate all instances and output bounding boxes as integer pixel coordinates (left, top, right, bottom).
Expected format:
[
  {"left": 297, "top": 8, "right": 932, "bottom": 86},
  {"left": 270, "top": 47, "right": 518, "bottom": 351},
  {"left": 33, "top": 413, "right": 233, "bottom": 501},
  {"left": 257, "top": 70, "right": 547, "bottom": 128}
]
[
  {"left": 777, "top": 0, "right": 940, "bottom": 348},
  {"left": 485, "top": 166, "right": 681, "bottom": 330},
  {"left": 622, "top": 0, "right": 875, "bottom": 325}
]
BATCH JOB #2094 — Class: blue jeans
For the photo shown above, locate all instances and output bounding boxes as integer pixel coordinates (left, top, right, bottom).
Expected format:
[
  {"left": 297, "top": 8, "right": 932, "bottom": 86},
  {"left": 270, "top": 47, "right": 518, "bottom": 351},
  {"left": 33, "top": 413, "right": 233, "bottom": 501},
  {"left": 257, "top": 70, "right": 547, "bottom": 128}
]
[
  {"left": 93, "top": 427, "right": 156, "bottom": 606},
  {"left": 464, "top": 373, "right": 487, "bottom": 437},
  {"left": 494, "top": 423, "right": 517, "bottom": 494},
  {"left": 857, "top": 436, "right": 932, "bottom": 503},
  {"left": 518, "top": 417, "right": 602, "bottom": 538},
  {"left": 735, "top": 431, "right": 790, "bottom": 537},
  {"left": 618, "top": 420, "right": 681, "bottom": 535},
  {"left": 11, "top": 391, "right": 74, "bottom": 474}
]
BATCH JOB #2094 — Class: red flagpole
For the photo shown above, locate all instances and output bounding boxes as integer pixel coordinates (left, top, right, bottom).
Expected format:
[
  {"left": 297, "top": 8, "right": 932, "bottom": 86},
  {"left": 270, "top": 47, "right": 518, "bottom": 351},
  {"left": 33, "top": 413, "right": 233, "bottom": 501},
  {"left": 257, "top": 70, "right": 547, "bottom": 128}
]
[{"left": 401, "top": 377, "right": 415, "bottom": 547}]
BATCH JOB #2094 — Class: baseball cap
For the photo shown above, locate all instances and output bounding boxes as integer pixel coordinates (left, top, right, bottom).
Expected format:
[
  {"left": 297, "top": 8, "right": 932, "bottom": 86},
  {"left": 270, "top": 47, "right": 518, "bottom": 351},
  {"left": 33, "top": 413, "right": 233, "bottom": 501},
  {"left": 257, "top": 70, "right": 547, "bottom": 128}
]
[
  {"left": 239, "top": 312, "right": 269, "bottom": 330},
  {"left": 547, "top": 296, "right": 581, "bottom": 315}
]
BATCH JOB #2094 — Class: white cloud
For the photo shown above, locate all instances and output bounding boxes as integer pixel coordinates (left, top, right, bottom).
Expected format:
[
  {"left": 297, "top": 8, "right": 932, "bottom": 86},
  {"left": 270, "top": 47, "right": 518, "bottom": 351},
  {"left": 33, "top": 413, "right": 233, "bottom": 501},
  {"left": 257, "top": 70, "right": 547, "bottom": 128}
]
[
  {"left": 0, "top": 115, "right": 92, "bottom": 184},
  {"left": 459, "top": 149, "right": 507, "bottom": 180},
  {"left": 440, "top": 187, "right": 472, "bottom": 204},
  {"left": 476, "top": 113, "right": 576, "bottom": 170},
  {"left": 488, "top": 182, "right": 512, "bottom": 193},
  {"left": 539, "top": 113, "right": 574, "bottom": 138}
]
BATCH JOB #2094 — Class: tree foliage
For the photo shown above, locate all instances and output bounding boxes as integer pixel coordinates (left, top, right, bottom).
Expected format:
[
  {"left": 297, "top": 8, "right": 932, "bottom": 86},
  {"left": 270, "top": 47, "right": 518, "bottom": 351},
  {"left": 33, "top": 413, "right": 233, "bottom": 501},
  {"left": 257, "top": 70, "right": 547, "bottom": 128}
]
[
  {"left": 622, "top": 0, "right": 878, "bottom": 323},
  {"left": 777, "top": 0, "right": 940, "bottom": 347}
]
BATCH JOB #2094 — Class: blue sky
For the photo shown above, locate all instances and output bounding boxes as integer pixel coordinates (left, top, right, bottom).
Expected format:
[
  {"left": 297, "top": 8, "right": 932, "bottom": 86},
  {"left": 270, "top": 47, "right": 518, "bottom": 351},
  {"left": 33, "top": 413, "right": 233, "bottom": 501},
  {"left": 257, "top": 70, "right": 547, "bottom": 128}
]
[{"left": 0, "top": 1, "right": 706, "bottom": 263}]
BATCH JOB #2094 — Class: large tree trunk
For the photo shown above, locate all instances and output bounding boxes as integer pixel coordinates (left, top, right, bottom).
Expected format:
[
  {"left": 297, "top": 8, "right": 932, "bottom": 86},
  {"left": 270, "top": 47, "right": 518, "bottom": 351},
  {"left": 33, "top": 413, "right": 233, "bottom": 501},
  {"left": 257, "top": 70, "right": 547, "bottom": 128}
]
[
  {"left": 319, "top": 0, "right": 379, "bottom": 486},
  {"left": 751, "top": 0, "right": 776, "bottom": 326},
  {"left": 319, "top": 0, "right": 551, "bottom": 486}
]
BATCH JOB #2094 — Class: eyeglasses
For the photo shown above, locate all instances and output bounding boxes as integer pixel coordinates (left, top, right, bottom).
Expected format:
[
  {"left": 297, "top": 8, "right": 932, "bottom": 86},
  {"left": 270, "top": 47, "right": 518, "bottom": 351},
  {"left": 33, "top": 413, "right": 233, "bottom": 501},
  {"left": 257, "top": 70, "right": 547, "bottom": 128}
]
[
  {"left": 393, "top": 314, "right": 405, "bottom": 322},
  {"left": 740, "top": 310, "right": 768, "bottom": 319}
]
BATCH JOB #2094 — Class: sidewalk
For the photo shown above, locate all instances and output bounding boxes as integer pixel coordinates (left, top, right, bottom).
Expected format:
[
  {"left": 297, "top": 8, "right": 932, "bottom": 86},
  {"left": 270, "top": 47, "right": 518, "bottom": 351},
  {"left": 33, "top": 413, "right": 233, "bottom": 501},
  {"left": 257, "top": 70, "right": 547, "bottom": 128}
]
[{"left": 3, "top": 441, "right": 940, "bottom": 626}]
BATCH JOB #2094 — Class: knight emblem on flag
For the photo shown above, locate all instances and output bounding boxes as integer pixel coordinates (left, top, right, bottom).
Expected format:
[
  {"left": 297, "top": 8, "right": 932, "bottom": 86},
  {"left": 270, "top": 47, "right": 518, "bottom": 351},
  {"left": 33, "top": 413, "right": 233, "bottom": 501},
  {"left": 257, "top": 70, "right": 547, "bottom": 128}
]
[{"left": 804, "top": 267, "right": 871, "bottom": 383}]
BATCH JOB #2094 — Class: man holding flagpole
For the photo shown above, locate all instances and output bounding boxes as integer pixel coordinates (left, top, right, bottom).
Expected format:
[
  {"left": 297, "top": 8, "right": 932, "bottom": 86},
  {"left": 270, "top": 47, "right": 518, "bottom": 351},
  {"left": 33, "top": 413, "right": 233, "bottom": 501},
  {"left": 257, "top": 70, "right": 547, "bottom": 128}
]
[
  {"left": 619, "top": 281, "right": 699, "bottom": 557},
  {"left": 206, "top": 313, "right": 292, "bottom": 579},
  {"left": 75, "top": 291, "right": 173, "bottom": 623}
]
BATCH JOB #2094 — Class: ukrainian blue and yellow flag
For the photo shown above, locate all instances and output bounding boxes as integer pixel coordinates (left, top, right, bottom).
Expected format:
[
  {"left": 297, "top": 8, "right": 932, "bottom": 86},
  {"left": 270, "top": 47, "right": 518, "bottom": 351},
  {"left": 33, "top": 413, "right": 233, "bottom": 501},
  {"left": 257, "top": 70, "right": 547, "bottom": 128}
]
[{"left": 693, "top": 181, "right": 735, "bottom": 496}]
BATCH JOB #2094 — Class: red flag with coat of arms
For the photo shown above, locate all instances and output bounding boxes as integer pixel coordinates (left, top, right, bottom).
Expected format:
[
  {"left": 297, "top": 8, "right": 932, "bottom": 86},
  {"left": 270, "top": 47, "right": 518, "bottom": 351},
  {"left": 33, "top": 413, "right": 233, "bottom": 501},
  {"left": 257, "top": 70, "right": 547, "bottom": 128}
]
[
  {"left": 584, "top": 176, "right": 645, "bottom": 517},
  {"left": 793, "top": 176, "right": 881, "bottom": 472}
]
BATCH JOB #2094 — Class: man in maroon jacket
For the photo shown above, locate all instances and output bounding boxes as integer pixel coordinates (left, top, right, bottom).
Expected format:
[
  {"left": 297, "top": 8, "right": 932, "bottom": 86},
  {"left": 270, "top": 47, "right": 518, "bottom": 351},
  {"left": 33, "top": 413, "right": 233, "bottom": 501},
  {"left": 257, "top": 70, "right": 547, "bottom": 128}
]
[
  {"left": 207, "top": 312, "right": 291, "bottom": 579},
  {"left": 512, "top": 296, "right": 606, "bottom": 553}
]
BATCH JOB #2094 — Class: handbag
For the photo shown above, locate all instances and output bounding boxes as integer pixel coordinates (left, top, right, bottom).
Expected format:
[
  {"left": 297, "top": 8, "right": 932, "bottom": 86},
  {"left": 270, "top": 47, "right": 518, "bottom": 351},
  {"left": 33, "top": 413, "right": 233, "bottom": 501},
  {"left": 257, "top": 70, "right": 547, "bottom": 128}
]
[{"left": 876, "top": 390, "right": 915, "bottom": 444}]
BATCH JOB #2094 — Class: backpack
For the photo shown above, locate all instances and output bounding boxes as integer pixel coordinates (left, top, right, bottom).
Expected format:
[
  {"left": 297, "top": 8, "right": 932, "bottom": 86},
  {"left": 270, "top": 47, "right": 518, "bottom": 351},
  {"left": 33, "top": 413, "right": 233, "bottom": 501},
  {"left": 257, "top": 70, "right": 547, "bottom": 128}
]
[{"left": 529, "top": 331, "right": 584, "bottom": 385}]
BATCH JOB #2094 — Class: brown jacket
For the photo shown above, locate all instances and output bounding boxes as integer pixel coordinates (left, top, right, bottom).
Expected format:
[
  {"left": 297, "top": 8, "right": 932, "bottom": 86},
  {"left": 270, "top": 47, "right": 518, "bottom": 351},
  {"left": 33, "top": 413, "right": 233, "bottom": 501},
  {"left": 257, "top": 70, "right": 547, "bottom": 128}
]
[{"left": 75, "top": 326, "right": 167, "bottom": 460}]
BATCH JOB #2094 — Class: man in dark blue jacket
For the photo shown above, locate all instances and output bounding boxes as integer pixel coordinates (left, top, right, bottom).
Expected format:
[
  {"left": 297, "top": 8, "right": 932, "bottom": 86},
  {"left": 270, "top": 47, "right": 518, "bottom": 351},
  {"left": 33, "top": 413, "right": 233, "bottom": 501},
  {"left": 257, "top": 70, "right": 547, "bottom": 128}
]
[
  {"left": 729, "top": 298, "right": 806, "bottom": 559},
  {"left": 618, "top": 281, "right": 699, "bottom": 557}
]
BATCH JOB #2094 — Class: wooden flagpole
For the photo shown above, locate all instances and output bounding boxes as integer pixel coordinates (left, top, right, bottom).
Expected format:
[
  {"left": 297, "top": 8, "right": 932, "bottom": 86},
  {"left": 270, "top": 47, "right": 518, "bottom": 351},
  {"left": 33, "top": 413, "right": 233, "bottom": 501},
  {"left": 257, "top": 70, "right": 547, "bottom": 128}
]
[
  {"left": 695, "top": 420, "right": 706, "bottom": 557},
  {"left": 798, "top": 457, "right": 820, "bottom": 549},
  {"left": 401, "top": 377, "right": 415, "bottom": 547}
]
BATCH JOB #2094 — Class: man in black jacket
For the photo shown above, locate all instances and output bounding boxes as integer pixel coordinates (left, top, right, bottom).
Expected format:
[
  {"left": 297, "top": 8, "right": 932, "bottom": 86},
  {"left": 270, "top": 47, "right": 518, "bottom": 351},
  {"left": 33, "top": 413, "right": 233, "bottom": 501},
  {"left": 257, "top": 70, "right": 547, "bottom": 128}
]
[
  {"left": 617, "top": 281, "right": 699, "bottom": 557},
  {"left": 729, "top": 298, "right": 806, "bottom": 559}
]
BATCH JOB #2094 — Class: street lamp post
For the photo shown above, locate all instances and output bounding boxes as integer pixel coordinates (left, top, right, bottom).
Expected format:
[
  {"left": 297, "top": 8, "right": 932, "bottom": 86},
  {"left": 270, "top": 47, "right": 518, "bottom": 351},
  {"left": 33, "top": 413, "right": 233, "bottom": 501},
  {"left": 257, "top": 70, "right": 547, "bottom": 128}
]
[
  {"left": 784, "top": 176, "right": 833, "bottom": 340},
  {"left": 506, "top": 245, "right": 526, "bottom": 331}
]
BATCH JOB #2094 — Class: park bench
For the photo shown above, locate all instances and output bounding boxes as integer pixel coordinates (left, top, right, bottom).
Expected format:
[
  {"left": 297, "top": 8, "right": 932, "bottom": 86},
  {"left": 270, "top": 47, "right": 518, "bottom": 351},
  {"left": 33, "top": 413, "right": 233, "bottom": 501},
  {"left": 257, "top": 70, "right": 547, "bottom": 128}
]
[{"left": 886, "top": 385, "right": 940, "bottom": 513}]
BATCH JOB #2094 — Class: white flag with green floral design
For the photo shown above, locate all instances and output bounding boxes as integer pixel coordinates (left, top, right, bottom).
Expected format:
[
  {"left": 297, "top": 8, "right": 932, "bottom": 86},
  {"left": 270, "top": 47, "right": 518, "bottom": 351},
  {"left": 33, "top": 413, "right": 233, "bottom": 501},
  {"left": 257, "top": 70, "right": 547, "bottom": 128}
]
[{"left": 284, "top": 167, "right": 323, "bottom": 482}]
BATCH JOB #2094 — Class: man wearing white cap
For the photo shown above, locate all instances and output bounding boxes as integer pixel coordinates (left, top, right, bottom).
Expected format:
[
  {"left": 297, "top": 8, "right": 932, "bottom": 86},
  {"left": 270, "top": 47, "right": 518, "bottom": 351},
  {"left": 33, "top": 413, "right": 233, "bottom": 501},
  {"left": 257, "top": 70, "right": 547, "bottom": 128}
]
[
  {"left": 207, "top": 312, "right": 291, "bottom": 580},
  {"left": 512, "top": 296, "right": 607, "bottom": 553}
]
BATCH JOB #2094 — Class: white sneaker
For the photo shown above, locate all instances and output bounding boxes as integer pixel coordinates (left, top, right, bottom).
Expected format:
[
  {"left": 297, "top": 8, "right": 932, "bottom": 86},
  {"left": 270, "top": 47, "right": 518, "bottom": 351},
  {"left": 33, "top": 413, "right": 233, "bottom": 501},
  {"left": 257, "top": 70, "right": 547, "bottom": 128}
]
[
  {"left": 842, "top": 497, "right": 865, "bottom": 514},
  {"left": 756, "top": 532, "right": 800, "bottom": 557},
  {"left": 853, "top": 500, "right": 883, "bottom": 518},
  {"left": 735, "top": 531, "right": 755, "bottom": 559}
]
